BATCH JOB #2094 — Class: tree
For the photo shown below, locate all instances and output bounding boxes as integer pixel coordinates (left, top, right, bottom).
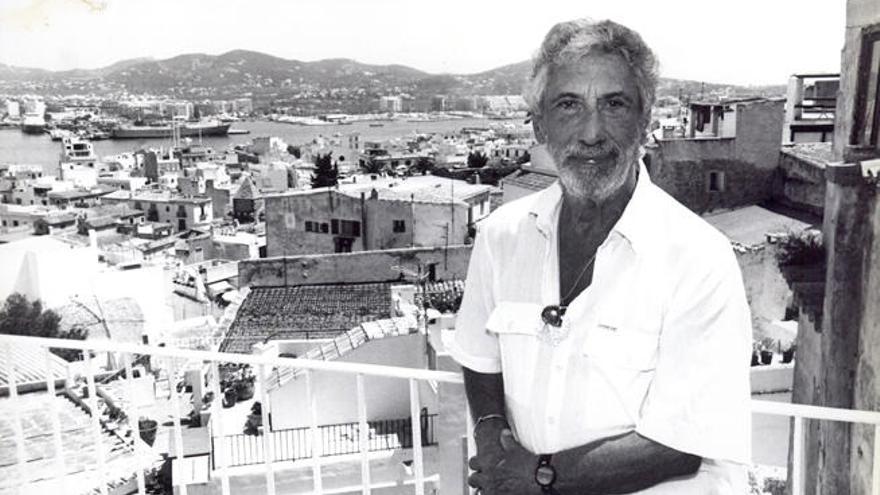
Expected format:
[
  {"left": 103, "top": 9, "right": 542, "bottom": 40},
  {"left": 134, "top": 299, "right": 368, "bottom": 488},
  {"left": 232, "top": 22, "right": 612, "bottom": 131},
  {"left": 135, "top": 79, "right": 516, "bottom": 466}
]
[
  {"left": 287, "top": 145, "right": 301, "bottom": 159},
  {"left": 467, "top": 151, "right": 488, "bottom": 169},
  {"left": 414, "top": 156, "right": 434, "bottom": 175},
  {"left": 0, "top": 293, "right": 87, "bottom": 361},
  {"left": 311, "top": 152, "right": 338, "bottom": 188},
  {"left": 362, "top": 157, "right": 385, "bottom": 175},
  {"left": 516, "top": 150, "right": 531, "bottom": 166}
]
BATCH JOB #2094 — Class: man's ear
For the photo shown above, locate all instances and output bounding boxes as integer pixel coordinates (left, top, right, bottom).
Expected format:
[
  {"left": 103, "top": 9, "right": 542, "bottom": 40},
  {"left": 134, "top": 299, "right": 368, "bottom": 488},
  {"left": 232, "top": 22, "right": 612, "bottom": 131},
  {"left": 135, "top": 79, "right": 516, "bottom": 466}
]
[{"left": 532, "top": 117, "right": 546, "bottom": 144}]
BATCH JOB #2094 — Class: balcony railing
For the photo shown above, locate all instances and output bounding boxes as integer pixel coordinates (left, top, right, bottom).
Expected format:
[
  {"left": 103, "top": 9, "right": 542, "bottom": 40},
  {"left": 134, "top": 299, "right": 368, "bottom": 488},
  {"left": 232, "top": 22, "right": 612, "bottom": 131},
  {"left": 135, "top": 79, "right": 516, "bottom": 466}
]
[
  {"left": 214, "top": 415, "right": 438, "bottom": 468},
  {"left": 1, "top": 334, "right": 880, "bottom": 495}
]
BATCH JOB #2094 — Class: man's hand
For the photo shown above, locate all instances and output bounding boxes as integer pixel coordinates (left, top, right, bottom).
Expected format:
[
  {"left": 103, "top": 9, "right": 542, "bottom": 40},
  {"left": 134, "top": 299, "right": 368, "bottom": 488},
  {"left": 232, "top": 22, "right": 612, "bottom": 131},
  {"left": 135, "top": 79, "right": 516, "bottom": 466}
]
[{"left": 468, "top": 428, "right": 541, "bottom": 495}]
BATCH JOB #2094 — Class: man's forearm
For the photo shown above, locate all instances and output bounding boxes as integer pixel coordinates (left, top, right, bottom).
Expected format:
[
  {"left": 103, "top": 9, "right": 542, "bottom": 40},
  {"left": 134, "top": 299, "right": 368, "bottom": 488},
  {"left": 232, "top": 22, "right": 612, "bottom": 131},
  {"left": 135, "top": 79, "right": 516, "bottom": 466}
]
[
  {"left": 554, "top": 431, "right": 701, "bottom": 494},
  {"left": 462, "top": 367, "right": 506, "bottom": 421}
]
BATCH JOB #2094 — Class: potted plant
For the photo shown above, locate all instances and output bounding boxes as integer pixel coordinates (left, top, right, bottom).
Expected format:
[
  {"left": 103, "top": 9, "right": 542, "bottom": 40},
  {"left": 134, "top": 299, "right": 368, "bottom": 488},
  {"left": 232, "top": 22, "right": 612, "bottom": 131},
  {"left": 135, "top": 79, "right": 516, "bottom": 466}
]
[
  {"left": 782, "top": 343, "right": 796, "bottom": 363},
  {"left": 222, "top": 387, "right": 237, "bottom": 408},
  {"left": 774, "top": 230, "right": 825, "bottom": 285},
  {"left": 138, "top": 417, "right": 158, "bottom": 446},
  {"left": 234, "top": 367, "right": 256, "bottom": 401}
]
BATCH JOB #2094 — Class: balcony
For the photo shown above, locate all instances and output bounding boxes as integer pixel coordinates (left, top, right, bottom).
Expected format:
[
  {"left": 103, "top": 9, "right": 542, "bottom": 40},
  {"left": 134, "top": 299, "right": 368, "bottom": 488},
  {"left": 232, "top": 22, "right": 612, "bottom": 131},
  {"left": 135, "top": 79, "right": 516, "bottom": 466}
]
[{"left": 1, "top": 334, "right": 879, "bottom": 495}]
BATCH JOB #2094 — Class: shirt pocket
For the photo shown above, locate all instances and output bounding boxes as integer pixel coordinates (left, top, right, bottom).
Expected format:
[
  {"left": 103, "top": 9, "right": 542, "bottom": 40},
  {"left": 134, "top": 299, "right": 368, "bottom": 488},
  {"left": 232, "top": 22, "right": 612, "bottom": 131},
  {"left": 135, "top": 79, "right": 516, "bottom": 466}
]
[
  {"left": 485, "top": 301, "right": 544, "bottom": 404},
  {"left": 582, "top": 316, "right": 660, "bottom": 371}
]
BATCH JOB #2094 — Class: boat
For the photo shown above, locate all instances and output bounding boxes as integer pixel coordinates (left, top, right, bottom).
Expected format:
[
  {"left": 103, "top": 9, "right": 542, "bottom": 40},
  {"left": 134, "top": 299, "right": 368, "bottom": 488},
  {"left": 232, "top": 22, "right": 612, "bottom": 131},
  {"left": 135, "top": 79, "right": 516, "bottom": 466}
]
[
  {"left": 227, "top": 128, "right": 250, "bottom": 135},
  {"left": 369, "top": 123, "right": 385, "bottom": 127},
  {"left": 111, "top": 120, "right": 230, "bottom": 139},
  {"left": 21, "top": 113, "right": 46, "bottom": 134},
  {"left": 49, "top": 128, "right": 73, "bottom": 141}
]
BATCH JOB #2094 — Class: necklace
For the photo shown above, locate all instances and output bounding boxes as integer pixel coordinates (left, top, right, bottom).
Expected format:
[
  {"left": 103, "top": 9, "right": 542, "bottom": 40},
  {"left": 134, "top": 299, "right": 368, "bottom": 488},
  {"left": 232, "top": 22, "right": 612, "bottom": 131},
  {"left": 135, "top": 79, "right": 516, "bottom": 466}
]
[{"left": 540, "top": 249, "right": 597, "bottom": 346}]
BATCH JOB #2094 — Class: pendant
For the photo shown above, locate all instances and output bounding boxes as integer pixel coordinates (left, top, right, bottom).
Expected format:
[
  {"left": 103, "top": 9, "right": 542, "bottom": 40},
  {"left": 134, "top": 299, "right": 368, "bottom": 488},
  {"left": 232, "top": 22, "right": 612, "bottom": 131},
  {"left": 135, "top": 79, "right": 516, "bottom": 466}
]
[{"left": 539, "top": 305, "right": 572, "bottom": 346}]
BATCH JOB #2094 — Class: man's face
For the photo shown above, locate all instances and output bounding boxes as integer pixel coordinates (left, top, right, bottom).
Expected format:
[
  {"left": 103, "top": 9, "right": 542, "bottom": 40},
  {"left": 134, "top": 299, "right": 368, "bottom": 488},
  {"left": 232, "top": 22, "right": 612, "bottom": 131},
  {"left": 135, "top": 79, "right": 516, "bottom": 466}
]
[{"left": 534, "top": 52, "right": 643, "bottom": 203}]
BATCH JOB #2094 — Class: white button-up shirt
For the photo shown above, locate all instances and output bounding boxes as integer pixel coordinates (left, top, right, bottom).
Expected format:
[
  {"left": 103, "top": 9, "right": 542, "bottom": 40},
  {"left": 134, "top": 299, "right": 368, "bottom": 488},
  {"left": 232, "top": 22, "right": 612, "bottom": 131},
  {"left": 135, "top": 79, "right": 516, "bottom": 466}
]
[{"left": 449, "top": 164, "right": 752, "bottom": 494}]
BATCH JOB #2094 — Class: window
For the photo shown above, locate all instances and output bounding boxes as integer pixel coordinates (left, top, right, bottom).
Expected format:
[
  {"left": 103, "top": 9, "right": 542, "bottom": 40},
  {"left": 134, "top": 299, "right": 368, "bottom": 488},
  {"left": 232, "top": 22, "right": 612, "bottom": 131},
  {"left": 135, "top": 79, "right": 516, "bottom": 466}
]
[
  {"left": 331, "top": 219, "right": 339, "bottom": 234},
  {"left": 320, "top": 223, "right": 329, "bottom": 233},
  {"left": 305, "top": 221, "right": 314, "bottom": 232},
  {"left": 165, "top": 205, "right": 170, "bottom": 212},
  {"left": 1, "top": 220, "right": 6, "bottom": 227},
  {"left": 13, "top": 220, "right": 19, "bottom": 227},
  {"left": 340, "top": 220, "right": 361, "bottom": 237},
  {"left": 707, "top": 170, "right": 725, "bottom": 192},
  {"left": 853, "top": 25, "right": 880, "bottom": 150},
  {"left": 393, "top": 219, "right": 406, "bottom": 233}
]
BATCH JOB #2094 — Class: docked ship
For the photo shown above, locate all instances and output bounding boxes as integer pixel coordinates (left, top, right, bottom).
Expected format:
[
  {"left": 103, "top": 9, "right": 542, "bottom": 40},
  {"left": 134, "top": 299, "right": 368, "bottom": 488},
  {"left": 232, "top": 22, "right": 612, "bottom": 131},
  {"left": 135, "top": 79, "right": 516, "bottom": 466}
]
[
  {"left": 111, "top": 120, "right": 230, "bottom": 139},
  {"left": 21, "top": 113, "right": 46, "bottom": 134}
]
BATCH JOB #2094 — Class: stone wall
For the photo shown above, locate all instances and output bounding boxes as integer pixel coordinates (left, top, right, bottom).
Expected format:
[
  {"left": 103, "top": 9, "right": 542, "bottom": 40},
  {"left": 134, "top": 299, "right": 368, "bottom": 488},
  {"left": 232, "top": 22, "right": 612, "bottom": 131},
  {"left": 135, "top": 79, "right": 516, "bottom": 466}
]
[
  {"left": 239, "top": 245, "right": 473, "bottom": 288},
  {"left": 265, "top": 191, "right": 365, "bottom": 257},
  {"left": 647, "top": 144, "right": 776, "bottom": 213},
  {"left": 777, "top": 151, "right": 826, "bottom": 217}
]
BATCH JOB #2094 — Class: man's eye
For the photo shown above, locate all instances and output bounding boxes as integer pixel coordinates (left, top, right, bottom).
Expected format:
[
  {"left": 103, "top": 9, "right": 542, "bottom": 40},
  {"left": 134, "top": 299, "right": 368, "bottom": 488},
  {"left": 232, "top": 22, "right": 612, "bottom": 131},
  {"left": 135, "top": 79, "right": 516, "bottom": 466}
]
[
  {"left": 605, "top": 98, "right": 629, "bottom": 110},
  {"left": 555, "top": 100, "right": 579, "bottom": 111}
]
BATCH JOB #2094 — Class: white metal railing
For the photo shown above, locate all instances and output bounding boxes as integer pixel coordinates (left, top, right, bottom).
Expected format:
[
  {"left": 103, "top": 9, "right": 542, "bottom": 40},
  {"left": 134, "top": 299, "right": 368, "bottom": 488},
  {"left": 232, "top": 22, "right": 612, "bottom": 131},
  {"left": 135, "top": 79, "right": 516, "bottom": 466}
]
[
  {"left": 0, "top": 334, "right": 462, "bottom": 495},
  {"left": 2, "top": 334, "right": 880, "bottom": 495}
]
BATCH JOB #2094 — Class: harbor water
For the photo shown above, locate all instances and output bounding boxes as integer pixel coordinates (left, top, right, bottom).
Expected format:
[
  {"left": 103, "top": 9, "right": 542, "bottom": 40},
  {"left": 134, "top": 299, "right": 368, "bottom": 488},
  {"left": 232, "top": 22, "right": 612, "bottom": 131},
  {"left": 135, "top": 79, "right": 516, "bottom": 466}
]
[{"left": 0, "top": 117, "right": 521, "bottom": 176}]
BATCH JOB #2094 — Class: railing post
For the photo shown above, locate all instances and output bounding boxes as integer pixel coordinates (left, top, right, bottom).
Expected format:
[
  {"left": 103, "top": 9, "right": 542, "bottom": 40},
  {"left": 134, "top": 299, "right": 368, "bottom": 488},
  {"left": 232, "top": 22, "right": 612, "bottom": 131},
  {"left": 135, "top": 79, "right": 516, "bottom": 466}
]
[
  {"left": 306, "top": 370, "right": 323, "bottom": 494},
  {"left": 872, "top": 424, "right": 880, "bottom": 495},
  {"left": 122, "top": 353, "right": 146, "bottom": 495},
  {"left": 168, "top": 358, "right": 188, "bottom": 495},
  {"left": 84, "top": 349, "right": 108, "bottom": 495},
  {"left": 45, "top": 348, "right": 67, "bottom": 480},
  {"left": 209, "top": 361, "right": 231, "bottom": 495},
  {"left": 409, "top": 379, "right": 425, "bottom": 495},
  {"left": 792, "top": 416, "right": 804, "bottom": 495},
  {"left": 357, "top": 373, "right": 371, "bottom": 495},
  {"left": 258, "top": 364, "right": 276, "bottom": 495},
  {"left": 4, "top": 343, "right": 27, "bottom": 488}
]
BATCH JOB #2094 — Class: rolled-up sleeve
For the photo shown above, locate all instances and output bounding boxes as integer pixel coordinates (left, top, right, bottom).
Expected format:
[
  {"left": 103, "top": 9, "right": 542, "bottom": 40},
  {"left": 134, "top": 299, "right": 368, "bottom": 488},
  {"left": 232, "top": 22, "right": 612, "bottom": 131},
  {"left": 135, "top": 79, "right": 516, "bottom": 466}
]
[
  {"left": 636, "top": 249, "right": 752, "bottom": 464},
  {"left": 447, "top": 224, "right": 501, "bottom": 373}
]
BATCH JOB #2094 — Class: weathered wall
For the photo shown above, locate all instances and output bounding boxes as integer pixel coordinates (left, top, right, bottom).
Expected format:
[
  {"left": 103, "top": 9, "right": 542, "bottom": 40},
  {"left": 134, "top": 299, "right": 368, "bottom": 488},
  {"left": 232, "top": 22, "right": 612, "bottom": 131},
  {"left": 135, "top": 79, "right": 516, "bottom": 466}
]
[
  {"left": 790, "top": 309, "right": 824, "bottom": 495},
  {"left": 851, "top": 179, "right": 880, "bottom": 495},
  {"left": 647, "top": 146, "right": 775, "bottom": 213},
  {"left": 833, "top": 0, "right": 878, "bottom": 161},
  {"left": 365, "top": 198, "right": 413, "bottom": 250},
  {"left": 776, "top": 151, "right": 826, "bottom": 217},
  {"left": 412, "top": 202, "right": 469, "bottom": 247},
  {"left": 239, "top": 245, "right": 473, "bottom": 288},
  {"left": 265, "top": 191, "right": 364, "bottom": 257},
  {"left": 733, "top": 100, "right": 786, "bottom": 170},
  {"left": 736, "top": 246, "right": 794, "bottom": 335}
]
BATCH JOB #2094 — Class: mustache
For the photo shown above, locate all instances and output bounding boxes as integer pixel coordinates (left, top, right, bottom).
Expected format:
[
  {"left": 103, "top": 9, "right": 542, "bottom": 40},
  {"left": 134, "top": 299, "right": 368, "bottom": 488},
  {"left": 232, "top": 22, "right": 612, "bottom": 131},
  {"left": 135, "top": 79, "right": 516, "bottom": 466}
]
[{"left": 556, "top": 142, "right": 618, "bottom": 161}]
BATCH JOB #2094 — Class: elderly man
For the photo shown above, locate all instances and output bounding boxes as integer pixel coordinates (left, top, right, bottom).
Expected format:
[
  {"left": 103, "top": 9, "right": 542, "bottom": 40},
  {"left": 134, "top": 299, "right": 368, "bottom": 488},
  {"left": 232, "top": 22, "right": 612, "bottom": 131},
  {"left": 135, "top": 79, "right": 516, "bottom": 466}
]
[{"left": 449, "top": 19, "right": 752, "bottom": 494}]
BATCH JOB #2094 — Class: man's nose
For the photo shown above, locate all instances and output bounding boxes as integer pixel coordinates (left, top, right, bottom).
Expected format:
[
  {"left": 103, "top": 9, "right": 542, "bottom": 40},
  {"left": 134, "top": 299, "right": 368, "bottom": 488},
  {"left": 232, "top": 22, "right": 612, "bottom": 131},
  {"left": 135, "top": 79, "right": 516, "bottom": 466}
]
[{"left": 578, "top": 110, "right": 604, "bottom": 146}]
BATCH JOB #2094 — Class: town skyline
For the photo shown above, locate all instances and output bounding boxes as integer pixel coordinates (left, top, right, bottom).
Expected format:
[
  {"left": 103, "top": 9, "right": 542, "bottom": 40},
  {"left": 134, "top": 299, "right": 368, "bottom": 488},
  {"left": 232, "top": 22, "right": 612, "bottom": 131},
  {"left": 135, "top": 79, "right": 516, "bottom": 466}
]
[{"left": 0, "top": 0, "right": 845, "bottom": 86}]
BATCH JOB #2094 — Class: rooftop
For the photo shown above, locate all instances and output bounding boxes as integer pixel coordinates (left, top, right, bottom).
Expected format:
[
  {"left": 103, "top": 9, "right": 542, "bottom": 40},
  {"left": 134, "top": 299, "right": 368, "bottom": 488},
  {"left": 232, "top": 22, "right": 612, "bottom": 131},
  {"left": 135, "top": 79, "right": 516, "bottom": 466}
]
[
  {"left": 501, "top": 168, "right": 557, "bottom": 192},
  {"left": 47, "top": 185, "right": 116, "bottom": 201},
  {"left": 781, "top": 142, "right": 834, "bottom": 167},
  {"left": 703, "top": 204, "right": 814, "bottom": 247},
  {"left": 0, "top": 343, "right": 68, "bottom": 388},
  {"left": 56, "top": 295, "right": 145, "bottom": 344},
  {"left": 271, "top": 175, "right": 493, "bottom": 205},
  {"left": 220, "top": 282, "right": 395, "bottom": 354},
  {"left": 103, "top": 189, "right": 211, "bottom": 205}
]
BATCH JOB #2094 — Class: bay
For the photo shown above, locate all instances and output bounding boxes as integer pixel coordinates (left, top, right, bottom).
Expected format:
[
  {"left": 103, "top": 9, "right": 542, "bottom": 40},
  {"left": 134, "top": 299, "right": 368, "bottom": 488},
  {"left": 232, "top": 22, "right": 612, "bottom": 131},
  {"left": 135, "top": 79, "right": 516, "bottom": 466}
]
[{"left": 0, "top": 117, "right": 517, "bottom": 176}]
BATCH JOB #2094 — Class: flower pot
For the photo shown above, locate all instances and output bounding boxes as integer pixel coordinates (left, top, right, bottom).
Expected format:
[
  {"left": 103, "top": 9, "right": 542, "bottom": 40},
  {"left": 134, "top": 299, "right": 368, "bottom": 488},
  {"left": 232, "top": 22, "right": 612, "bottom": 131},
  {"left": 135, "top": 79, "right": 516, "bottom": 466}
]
[
  {"left": 782, "top": 348, "right": 795, "bottom": 363},
  {"left": 138, "top": 418, "right": 158, "bottom": 446},
  {"left": 222, "top": 388, "right": 237, "bottom": 408},
  {"left": 236, "top": 381, "right": 255, "bottom": 401},
  {"left": 751, "top": 351, "right": 760, "bottom": 367},
  {"left": 760, "top": 350, "right": 774, "bottom": 365}
]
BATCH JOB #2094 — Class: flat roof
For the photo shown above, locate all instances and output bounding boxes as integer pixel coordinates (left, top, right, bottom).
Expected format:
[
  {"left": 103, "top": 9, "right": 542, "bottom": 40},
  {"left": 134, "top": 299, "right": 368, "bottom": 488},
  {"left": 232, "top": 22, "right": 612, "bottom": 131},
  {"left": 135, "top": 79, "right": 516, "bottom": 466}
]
[{"left": 703, "top": 204, "right": 814, "bottom": 247}]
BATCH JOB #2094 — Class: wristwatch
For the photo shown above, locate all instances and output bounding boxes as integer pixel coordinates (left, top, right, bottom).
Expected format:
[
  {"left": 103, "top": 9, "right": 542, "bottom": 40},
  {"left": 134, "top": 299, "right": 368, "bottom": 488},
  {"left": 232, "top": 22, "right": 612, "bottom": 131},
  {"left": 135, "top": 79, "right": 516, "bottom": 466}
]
[{"left": 535, "top": 454, "right": 559, "bottom": 494}]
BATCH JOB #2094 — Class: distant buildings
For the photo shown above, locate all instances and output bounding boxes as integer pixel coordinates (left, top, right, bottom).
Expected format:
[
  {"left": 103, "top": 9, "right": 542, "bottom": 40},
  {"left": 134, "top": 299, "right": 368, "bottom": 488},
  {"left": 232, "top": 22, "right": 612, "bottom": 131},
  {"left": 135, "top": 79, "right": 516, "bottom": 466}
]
[
  {"left": 103, "top": 189, "right": 213, "bottom": 233},
  {"left": 264, "top": 175, "right": 493, "bottom": 256},
  {"left": 783, "top": 74, "right": 838, "bottom": 144}
]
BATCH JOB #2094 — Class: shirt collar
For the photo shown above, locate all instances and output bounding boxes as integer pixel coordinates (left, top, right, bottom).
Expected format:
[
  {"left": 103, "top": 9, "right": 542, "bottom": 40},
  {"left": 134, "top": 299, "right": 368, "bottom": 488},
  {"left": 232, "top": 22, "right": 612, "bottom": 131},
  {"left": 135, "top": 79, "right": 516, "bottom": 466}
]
[{"left": 528, "top": 161, "right": 658, "bottom": 254}]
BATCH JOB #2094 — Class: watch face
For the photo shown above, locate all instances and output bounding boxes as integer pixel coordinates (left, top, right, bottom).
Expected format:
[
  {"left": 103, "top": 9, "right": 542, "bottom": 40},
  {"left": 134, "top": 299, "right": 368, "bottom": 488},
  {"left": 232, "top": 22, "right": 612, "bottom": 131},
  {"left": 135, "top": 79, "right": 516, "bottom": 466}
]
[{"left": 536, "top": 465, "right": 556, "bottom": 486}]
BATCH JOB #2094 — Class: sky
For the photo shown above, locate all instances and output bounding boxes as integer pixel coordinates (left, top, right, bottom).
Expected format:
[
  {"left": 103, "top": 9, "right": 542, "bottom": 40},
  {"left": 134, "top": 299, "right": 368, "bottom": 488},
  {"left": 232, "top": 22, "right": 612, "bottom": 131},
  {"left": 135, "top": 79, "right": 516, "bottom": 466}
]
[{"left": 0, "top": 0, "right": 847, "bottom": 86}]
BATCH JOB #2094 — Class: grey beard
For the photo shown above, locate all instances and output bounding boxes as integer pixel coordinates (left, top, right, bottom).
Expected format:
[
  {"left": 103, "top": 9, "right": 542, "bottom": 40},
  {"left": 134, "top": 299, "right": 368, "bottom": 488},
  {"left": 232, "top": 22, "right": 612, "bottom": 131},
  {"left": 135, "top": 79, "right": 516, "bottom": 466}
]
[{"left": 553, "top": 143, "right": 640, "bottom": 203}]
